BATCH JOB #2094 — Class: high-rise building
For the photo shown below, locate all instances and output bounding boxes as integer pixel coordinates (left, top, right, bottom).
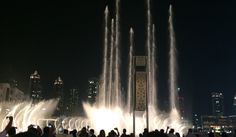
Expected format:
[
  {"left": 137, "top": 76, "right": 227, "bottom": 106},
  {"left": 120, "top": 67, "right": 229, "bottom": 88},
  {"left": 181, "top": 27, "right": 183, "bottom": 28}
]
[
  {"left": 211, "top": 92, "right": 224, "bottom": 116},
  {"left": 54, "top": 77, "right": 63, "bottom": 97},
  {"left": 53, "top": 77, "right": 64, "bottom": 116},
  {"left": 87, "top": 78, "right": 99, "bottom": 104},
  {"left": 65, "top": 88, "right": 80, "bottom": 115},
  {"left": 29, "top": 70, "right": 43, "bottom": 103},
  {"left": 193, "top": 113, "right": 201, "bottom": 130}
]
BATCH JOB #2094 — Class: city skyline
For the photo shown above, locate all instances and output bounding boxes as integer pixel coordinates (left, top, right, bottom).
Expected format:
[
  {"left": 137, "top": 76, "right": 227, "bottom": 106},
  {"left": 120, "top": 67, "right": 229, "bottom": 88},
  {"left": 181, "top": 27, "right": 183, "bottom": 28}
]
[{"left": 0, "top": 0, "right": 235, "bottom": 117}]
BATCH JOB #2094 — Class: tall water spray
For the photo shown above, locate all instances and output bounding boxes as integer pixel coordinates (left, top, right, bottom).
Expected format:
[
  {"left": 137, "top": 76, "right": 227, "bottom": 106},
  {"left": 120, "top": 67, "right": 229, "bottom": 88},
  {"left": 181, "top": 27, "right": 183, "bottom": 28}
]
[
  {"left": 82, "top": 1, "right": 188, "bottom": 135},
  {"left": 107, "top": 19, "right": 115, "bottom": 108},
  {"left": 127, "top": 28, "right": 134, "bottom": 112},
  {"left": 114, "top": 0, "right": 121, "bottom": 107},
  {"left": 146, "top": 0, "right": 157, "bottom": 109},
  {"left": 150, "top": 24, "right": 157, "bottom": 110},
  {"left": 99, "top": 6, "right": 109, "bottom": 107},
  {"left": 168, "top": 5, "right": 178, "bottom": 110}
]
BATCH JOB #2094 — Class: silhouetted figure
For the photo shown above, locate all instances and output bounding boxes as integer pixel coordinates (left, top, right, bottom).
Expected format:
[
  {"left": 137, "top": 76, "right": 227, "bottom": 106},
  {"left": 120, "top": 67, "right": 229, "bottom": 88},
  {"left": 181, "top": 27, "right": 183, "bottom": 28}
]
[
  {"left": 70, "top": 129, "right": 77, "bottom": 137},
  {"left": 98, "top": 130, "right": 105, "bottom": 137},
  {"left": 121, "top": 129, "right": 127, "bottom": 137},
  {"left": 175, "top": 133, "right": 180, "bottom": 137},
  {"left": 108, "top": 130, "right": 115, "bottom": 137},
  {"left": 168, "top": 129, "right": 177, "bottom": 137},
  {"left": 108, "top": 128, "right": 119, "bottom": 137},
  {"left": 0, "top": 116, "right": 13, "bottom": 137},
  {"left": 7, "top": 127, "right": 17, "bottom": 137},
  {"left": 159, "top": 129, "right": 168, "bottom": 137},
  {"left": 143, "top": 128, "right": 148, "bottom": 137},
  {"left": 89, "top": 129, "right": 96, "bottom": 137},
  {"left": 114, "top": 128, "right": 120, "bottom": 137},
  {"left": 79, "top": 127, "right": 89, "bottom": 137},
  {"left": 27, "top": 125, "right": 42, "bottom": 136},
  {"left": 154, "top": 129, "right": 159, "bottom": 136},
  {"left": 12, "top": 131, "right": 41, "bottom": 137},
  {"left": 41, "top": 127, "right": 50, "bottom": 137},
  {"left": 149, "top": 131, "right": 156, "bottom": 137},
  {"left": 166, "top": 127, "right": 170, "bottom": 134}
]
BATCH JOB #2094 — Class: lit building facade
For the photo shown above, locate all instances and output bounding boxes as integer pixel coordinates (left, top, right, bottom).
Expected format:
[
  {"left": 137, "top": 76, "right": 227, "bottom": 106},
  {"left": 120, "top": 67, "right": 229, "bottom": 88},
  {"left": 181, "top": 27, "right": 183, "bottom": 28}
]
[
  {"left": 65, "top": 88, "right": 80, "bottom": 115},
  {"left": 87, "top": 78, "right": 99, "bottom": 104},
  {"left": 29, "top": 70, "right": 43, "bottom": 103},
  {"left": 193, "top": 113, "right": 201, "bottom": 130},
  {"left": 211, "top": 92, "right": 224, "bottom": 116},
  {"left": 53, "top": 77, "right": 64, "bottom": 116},
  {"left": 0, "top": 83, "right": 24, "bottom": 102},
  {"left": 201, "top": 115, "right": 232, "bottom": 133}
]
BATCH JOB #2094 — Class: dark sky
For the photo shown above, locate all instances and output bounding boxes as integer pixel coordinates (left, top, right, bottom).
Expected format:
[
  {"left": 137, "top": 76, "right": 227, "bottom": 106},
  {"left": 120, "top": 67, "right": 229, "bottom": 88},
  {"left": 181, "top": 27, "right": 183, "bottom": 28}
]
[{"left": 0, "top": 0, "right": 235, "bottom": 117}]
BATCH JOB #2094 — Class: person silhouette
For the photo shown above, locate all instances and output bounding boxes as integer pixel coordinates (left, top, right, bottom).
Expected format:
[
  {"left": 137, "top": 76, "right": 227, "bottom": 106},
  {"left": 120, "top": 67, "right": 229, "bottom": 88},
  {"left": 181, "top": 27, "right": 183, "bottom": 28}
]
[{"left": 0, "top": 116, "right": 13, "bottom": 137}]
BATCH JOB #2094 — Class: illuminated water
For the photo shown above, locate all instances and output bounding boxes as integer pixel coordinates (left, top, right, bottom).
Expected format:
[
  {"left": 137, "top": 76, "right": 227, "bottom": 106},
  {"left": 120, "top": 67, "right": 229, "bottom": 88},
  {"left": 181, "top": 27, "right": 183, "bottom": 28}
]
[
  {"left": 81, "top": 3, "right": 188, "bottom": 136},
  {"left": 0, "top": 2, "right": 188, "bottom": 136},
  {"left": 169, "top": 5, "right": 178, "bottom": 110},
  {"left": 0, "top": 99, "right": 58, "bottom": 132}
]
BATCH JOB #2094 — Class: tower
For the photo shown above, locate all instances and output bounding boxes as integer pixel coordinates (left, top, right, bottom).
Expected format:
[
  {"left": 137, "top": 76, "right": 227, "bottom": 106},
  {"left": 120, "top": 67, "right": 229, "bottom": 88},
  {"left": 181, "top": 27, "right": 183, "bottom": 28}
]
[
  {"left": 87, "top": 78, "right": 99, "bottom": 104},
  {"left": 53, "top": 76, "right": 64, "bottom": 116},
  {"left": 29, "top": 70, "right": 42, "bottom": 103},
  {"left": 134, "top": 56, "right": 148, "bottom": 132},
  {"left": 67, "top": 88, "right": 79, "bottom": 115},
  {"left": 134, "top": 56, "right": 147, "bottom": 111},
  {"left": 211, "top": 92, "right": 224, "bottom": 116}
]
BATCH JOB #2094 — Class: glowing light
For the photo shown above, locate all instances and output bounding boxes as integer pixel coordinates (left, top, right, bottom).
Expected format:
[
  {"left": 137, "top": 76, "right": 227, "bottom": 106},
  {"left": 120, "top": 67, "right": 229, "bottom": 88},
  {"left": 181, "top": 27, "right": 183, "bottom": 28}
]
[{"left": 0, "top": 99, "right": 58, "bottom": 132}]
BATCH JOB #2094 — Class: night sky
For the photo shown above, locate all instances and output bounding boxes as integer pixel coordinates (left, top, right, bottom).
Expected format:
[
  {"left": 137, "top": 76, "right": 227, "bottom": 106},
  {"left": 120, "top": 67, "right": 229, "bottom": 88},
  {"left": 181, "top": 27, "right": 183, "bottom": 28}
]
[{"left": 0, "top": 0, "right": 235, "bottom": 118}]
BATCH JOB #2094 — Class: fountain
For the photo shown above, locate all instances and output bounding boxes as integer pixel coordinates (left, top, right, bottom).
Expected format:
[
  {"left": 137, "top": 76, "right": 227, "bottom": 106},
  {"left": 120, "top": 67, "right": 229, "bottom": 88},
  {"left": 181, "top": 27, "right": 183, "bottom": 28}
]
[
  {"left": 0, "top": 99, "right": 58, "bottom": 132},
  {"left": 0, "top": 1, "right": 188, "bottom": 135},
  {"left": 83, "top": 1, "right": 188, "bottom": 136}
]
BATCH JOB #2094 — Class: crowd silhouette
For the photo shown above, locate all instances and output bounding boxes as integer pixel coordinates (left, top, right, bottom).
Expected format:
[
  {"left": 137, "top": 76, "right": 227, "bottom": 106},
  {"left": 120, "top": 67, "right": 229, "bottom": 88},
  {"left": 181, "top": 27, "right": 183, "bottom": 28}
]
[{"left": 0, "top": 116, "right": 235, "bottom": 137}]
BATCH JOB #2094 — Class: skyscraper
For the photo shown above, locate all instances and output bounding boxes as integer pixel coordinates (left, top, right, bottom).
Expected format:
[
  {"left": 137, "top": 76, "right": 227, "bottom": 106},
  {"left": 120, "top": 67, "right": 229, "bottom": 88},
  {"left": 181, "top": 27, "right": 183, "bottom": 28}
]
[
  {"left": 211, "top": 92, "right": 224, "bottom": 116},
  {"left": 29, "top": 70, "right": 42, "bottom": 103},
  {"left": 192, "top": 113, "right": 201, "bottom": 130},
  {"left": 53, "top": 76, "right": 64, "bottom": 116},
  {"left": 66, "top": 88, "right": 80, "bottom": 115},
  {"left": 87, "top": 78, "right": 99, "bottom": 104}
]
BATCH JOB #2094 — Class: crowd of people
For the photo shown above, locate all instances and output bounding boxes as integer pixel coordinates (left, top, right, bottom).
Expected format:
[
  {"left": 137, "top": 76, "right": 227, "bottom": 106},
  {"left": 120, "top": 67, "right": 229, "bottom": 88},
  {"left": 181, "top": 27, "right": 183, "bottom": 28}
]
[{"left": 0, "top": 117, "right": 235, "bottom": 137}]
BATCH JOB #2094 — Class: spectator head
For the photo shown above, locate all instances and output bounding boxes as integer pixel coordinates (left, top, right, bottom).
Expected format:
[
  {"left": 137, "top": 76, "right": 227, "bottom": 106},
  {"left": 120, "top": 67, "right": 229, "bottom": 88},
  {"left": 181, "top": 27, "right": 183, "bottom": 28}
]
[
  {"left": 28, "top": 125, "right": 41, "bottom": 136},
  {"left": 169, "top": 129, "right": 174, "bottom": 134},
  {"left": 123, "top": 129, "right": 126, "bottom": 134},
  {"left": 90, "top": 129, "right": 95, "bottom": 134}
]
